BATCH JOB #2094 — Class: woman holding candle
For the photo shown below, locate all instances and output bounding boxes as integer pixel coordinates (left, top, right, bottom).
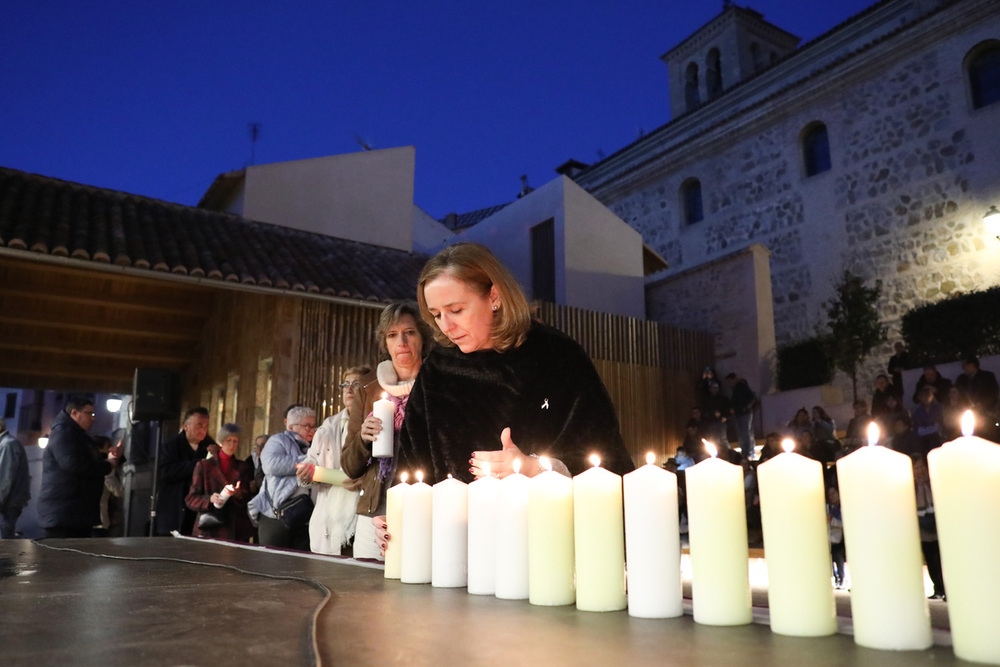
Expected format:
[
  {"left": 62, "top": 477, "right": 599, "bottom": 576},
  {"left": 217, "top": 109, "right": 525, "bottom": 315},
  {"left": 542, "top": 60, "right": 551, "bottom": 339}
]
[
  {"left": 296, "top": 366, "right": 371, "bottom": 556},
  {"left": 185, "top": 423, "right": 254, "bottom": 543},
  {"left": 341, "top": 301, "right": 433, "bottom": 560}
]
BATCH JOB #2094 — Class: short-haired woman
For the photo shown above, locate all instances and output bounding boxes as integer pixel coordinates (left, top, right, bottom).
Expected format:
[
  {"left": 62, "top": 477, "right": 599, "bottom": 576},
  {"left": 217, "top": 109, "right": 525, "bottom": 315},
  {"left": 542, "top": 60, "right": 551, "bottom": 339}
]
[{"left": 185, "top": 423, "right": 254, "bottom": 542}]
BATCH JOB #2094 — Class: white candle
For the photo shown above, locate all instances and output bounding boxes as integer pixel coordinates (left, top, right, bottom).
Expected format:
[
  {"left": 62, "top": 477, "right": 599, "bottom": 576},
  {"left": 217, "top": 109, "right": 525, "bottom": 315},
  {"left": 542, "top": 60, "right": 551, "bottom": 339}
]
[
  {"left": 467, "top": 464, "right": 499, "bottom": 595},
  {"left": 623, "top": 452, "right": 682, "bottom": 618},
  {"left": 927, "top": 411, "right": 1000, "bottom": 664},
  {"left": 372, "top": 392, "right": 394, "bottom": 458},
  {"left": 384, "top": 472, "right": 407, "bottom": 579},
  {"left": 574, "top": 455, "right": 626, "bottom": 612},
  {"left": 400, "top": 470, "right": 432, "bottom": 584},
  {"left": 495, "top": 458, "right": 530, "bottom": 600},
  {"left": 432, "top": 474, "right": 468, "bottom": 588},
  {"left": 757, "top": 440, "right": 836, "bottom": 636},
  {"left": 836, "top": 424, "right": 931, "bottom": 650},
  {"left": 528, "top": 457, "right": 575, "bottom": 606},
  {"left": 686, "top": 441, "right": 752, "bottom": 625}
]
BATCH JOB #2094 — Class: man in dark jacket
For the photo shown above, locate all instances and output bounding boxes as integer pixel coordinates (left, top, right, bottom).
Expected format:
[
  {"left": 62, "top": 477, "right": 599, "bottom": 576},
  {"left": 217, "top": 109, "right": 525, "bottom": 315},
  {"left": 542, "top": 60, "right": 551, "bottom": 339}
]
[
  {"left": 155, "top": 407, "right": 212, "bottom": 536},
  {"left": 725, "top": 372, "right": 758, "bottom": 460},
  {"left": 0, "top": 417, "right": 31, "bottom": 538},
  {"left": 37, "top": 396, "right": 117, "bottom": 538}
]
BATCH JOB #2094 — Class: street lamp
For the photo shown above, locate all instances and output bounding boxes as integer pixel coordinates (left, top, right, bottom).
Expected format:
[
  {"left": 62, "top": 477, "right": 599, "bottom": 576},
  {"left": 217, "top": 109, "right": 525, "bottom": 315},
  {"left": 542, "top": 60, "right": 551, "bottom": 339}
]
[{"left": 984, "top": 205, "right": 1000, "bottom": 239}]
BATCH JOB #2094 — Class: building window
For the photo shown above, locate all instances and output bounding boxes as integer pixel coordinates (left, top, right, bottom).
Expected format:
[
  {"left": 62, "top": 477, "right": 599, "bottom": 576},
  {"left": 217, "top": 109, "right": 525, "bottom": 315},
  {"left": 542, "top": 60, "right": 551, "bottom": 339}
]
[
  {"left": 801, "top": 122, "right": 832, "bottom": 177},
  {"left": 685, "top": 62, "right": 700, "bottom": 112},
  {"left": 968, "top": 42, "right": 1000, "bottom": 109},
  {"left": 531, "top": 219, "right": 556, "bottom": 303},
  {"left": 706, "top": 48, "right": 723, "bottom": 99},
  {"left": 253, "top": 357, "right": 272, "bottom": 438},
  {"left": 681, "top": 179, "right": 704, "bottom": 225}
]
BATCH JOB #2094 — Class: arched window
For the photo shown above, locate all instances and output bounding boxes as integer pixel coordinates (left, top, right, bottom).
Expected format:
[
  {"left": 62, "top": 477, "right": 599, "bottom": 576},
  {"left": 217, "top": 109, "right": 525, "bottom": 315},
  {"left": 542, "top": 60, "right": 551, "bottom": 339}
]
[
  {"left": 685, "top": 63, "right": 701, "bottom": 112},
  {"left": 706, "top": 48, "right": 723, "bottom": 99},
  {"left": 967, "top": 42, "right": 1000, "bottom": 109},
  {"left": 681, "top": 178, "right": 704, "bottom": 225},
  {"left": 801, "top": 122, "right": 831, "bottom": 177},
  {"left": 750, "top": 43, "right": 764, "bottom": 73}
]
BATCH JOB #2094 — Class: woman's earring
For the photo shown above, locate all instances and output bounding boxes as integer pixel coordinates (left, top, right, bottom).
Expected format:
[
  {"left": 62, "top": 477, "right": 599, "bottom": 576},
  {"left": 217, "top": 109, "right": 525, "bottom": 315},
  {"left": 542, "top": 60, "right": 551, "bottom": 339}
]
[{"left": 492, "top": 304, "right": 499, "bottom": 311}]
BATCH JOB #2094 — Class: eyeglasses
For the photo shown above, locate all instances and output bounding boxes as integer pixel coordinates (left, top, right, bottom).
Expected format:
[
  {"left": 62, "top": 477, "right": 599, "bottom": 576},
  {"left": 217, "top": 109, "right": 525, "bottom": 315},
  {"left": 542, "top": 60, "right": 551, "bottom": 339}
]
[
  {"left": 339, "top": 381, "right": 362, "bottom": 390},
  {"left": 291, "top": 423, "right": 317, "bottom": 431},
  {"left": 82, "top": 411, "right": 96, "bottom": 417}
]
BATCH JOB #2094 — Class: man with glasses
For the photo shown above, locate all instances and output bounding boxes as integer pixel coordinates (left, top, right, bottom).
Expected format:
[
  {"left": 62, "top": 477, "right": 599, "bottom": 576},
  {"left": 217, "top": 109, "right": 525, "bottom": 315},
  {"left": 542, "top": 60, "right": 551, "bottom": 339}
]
[
  {"left": 155, "top": 407, "right": 213, "bottom": 536},
  {"left": 37, "top": 396, "right": 119, "bottom": 538},
  {"left": 248, "top": 405, "right": 317, "bottom": 550}
]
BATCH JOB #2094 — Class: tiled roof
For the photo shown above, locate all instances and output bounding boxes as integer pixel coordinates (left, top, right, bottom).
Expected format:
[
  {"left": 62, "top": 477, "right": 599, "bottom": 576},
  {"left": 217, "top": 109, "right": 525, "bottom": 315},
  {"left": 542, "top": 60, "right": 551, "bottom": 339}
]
[
  {"left": 0, "top": 166, "right": 429, "bottom": 303},
  {"left": 440, "top": 202, "right": 511, "bottom": 230}
]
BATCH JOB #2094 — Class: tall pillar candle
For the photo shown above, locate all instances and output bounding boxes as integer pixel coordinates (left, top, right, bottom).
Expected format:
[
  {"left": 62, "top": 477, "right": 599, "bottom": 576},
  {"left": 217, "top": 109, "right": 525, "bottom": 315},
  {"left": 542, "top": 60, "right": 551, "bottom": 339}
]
[
  {"left": 383, "top": 472, "right": 407, "bottom": 579},
  {"left": 685, "top": 443, "right": 752, "bottom": 625},
  {"left": 400, "top": 471, "right": 432, "bottom": 584},
  {"left": 372, "top": 392, "right": 394, "bottom": 458},
  {"left": 623, "top": 453, "right": 682, "bottom": 618},
  {"left": 495, "top": 459, "right": 530, "bottom": 600},
  {"left": 432, "top": 474, "right": 468, "bottom": 588},
  {"left": 528, "top": 457, "right": 575, "bottom": 606},
  {"left": 573, "top": 455, "right": 626, "bottom": 612},
  {"left": 927, "top": 411, "right": 1000, "bottom": 664},
  {"left": 757, "top": 440, "right": 836, "bottom": 636},
  {"left": 836, "top": 425, "right": 931, "bottom": 650},
  {"left": 467, "top": 465, "right": 499, "bottom": 595}
]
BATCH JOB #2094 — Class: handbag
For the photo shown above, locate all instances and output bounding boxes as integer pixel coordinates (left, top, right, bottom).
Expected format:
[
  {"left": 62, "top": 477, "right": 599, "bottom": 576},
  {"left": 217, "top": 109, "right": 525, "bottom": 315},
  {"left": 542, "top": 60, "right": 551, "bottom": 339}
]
[
  {"left": 275, "top": 494, "right": 314, "bottom": 529},
  {"left": 198, "top": 507, "right": 226, "bottom": 530}
]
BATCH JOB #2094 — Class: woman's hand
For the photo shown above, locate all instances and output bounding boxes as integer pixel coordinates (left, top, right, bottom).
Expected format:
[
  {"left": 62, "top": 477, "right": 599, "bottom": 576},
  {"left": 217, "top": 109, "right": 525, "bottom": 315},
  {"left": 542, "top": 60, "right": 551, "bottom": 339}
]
[
  {"left": 373, "top": 515, "right": 389, "bottom": 556},
  {"left": 295, "top": 463, "right": 315, "bottom": 483},
  {"left": 360, "top": 415, "right": 383, "bottom": 443},
  {"left": 470, "top": 428, "right": 545, "bottom": 479},
  {"left": 209, "top": 492, "right": 223, "bottom": 505}
]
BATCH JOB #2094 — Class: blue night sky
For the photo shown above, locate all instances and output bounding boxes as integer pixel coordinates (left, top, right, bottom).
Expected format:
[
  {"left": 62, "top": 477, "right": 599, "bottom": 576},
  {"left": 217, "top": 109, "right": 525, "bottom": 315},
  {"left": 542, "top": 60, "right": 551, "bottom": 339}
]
[{"left": 2, "top": 0, "right": 876, "bottom": 221}]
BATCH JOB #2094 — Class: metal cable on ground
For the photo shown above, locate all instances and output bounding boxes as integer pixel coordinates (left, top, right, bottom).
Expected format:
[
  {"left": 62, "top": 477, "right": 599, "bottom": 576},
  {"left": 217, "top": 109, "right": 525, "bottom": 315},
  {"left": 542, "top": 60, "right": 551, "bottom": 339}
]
[{"left": 32, "top": 539, "right": 330, "bottom": 667}]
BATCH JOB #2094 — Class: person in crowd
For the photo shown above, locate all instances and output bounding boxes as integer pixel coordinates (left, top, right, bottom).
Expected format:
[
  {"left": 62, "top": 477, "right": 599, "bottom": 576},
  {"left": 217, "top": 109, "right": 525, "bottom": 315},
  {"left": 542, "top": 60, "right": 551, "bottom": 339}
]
[
  {"left": 786, "top": 408, "right": 812, "bottom": 441},
  {"left": 725, "top": 372, "right": 757, "bottom": 460},
  {"left": 296, "top": 365, "right": 371, "bottom": 556},
  {"left": 340, "top": 302, "right": 432, "bottom": 560},
  {"left": 701, "top": 380, "right": 731, "bottom": 454},
  {"left": 912, "top": 455, "right": 945, "bottom": 600},
  {"left": 0, "top": 417, "right": 31, "bottom": 539},
  {"left": 871, "top": 374, "right": 900, "bottom": 419},
  {"left": 248, "top": 406, "right": 316, "bottom": 550},
  {"left": 826, "top": 483, "right": 846, "bottom": 590},
  {"left": 911, "top": 385, "right": 944, "bottom": 455},
  {"left": 91, "top": 435, "right": 124, "bottom": 537},
  {"left": 886, "top": 413, "right": 919, "bottom": 455},
  {"left": 756, "top": 432, "right": 783, "bottom": 462},
  {"left": 911, "top": 365, "right": 952, "bottom": 407},
  {"left": 186, "top": 423, "right": 254, "bottom": 543},
  {"left": 155, "top": 407, "right": 213, "bottom": 536},
  {"left": 681, "top": 417, "right": 707, "bottom": 463},
  {"left": 673, "top": 446, "right": 695, "bottom": 471},
  {"left": 955, "top": 355, "right": 999, "bottom": 415},
  {"left": 696, "top": 366, "right": 720, "bottom": 409},
  {"left": 810, "top": 405, "right": 840, "bottom": 462},
  {"left": 876, "top": 392, "right": 908, "bottom": 439},
  {"left": 250, "top": 434, "right": 268, "bottom": 495},
  {"left": 941, "top": 385, "right": 970, "bottom": 441},
  {"left": 37, "top": 396, "right": 118, "bottom": 538},
  {"left": 843, "top": 399, "right": 872, "bottom": 452},
  {"left": 887, "top": 341, "right": 910, "bottom": 398},
  {"left": 376, "top": 243, "right": 634, "bottom": 554}
]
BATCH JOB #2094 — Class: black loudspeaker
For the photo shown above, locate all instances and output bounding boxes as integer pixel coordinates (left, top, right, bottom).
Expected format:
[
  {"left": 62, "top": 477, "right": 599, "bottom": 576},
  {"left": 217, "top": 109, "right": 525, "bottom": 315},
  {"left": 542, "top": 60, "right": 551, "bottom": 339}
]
[{"left": 132, "top": 368, "right": 181, "bottom": 421}]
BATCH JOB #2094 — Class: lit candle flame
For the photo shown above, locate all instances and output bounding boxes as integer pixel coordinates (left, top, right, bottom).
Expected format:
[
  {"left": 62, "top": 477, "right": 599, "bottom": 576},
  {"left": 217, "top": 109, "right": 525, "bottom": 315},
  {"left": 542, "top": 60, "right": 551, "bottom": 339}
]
[
  {"left": 400, "top": 471, "right": 409, "bottom": 484},
  {"left": 781, "top": 438, "right": 795, "bottom": 454},
  {"left": 381, "top": 392, "right": 388, "bottom": 400},
  {"left": 446, "top": 473, "right": 453, "bottom": 480},
  {"left": 590, "top": 454, "right": 602, "bottom": 468},
  {"left": 416, "top": 470, "right": 424, "bottom": 484},
  {"left": 512, "top": 458, "right": 521, "bottom": 475},
  {"left": 961, "top": 410, "right": 975, "bottom": 437},
  {"left": 538, "top": 456, "right": 552, "bottom": 472},
  {"left": 702, "top": 439, "right": 718, "bottom": 458},
  {"left": 645, "top": 452, "right": 655, "bottom": 466},
  {"left": 867, "top": 422, "right": 880, "bottom": 447}
]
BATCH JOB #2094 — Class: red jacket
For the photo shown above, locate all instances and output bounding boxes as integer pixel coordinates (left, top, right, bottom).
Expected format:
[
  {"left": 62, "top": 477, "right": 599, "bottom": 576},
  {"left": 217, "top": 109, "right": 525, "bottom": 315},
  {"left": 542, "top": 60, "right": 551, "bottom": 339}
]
[{"left": 185, "top": 454, "right": 254, "bottom": 542}]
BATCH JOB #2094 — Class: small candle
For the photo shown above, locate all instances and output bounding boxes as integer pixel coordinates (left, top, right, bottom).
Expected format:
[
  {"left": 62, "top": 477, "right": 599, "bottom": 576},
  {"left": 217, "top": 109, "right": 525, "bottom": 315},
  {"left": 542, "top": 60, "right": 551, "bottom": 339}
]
[
  {"left": 495, "top": 458, "right": 530, "bottom": 600},
  {"left": 400, "top": 471, "right": 432, "bottom": 584},
  {"left": 574, "top": 454, "right": 626, "bottom": 612},
  {"left": 528, "top": 456, "right": 575, "bottom": 606},
  {"left": 372, "top": 392, "right": 394, "bottom": 458},
  {"left": 836, "top": 424, "right": 932, "bottom": 650},
  {"left": 215, "top": 482, "right": 238, "bottom": 508},
  {"left": 623, "top": 452, "right": 682, "bottom": 618},
  {"left": 467, "top": 463, "right": 500, "bottom": 595},
  {"left": 686, "top": 441, "right": 752, "bottom": 625},
  {"left": 298, "top": 464, "right": 348, "bottom": 486},
  {"left": 927, "top": 411, "right": 1000, "bottom": 664},
  {"left": 757, "top": 439, "right": 836, "bottom": 636},
  {"left": 432, "top": 474, "right": 468, "bottom": 588},
  {"left": 384, "top": 472, "right": 407, "bottom": 579}
]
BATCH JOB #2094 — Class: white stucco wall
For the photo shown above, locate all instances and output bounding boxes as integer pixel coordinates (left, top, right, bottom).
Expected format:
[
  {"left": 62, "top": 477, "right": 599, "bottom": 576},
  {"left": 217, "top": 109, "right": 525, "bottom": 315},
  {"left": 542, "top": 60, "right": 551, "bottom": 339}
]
[
  {"left": 239, "top": 147, "right": 416, "bottom": 252},
  {"left": 412, "top": 205, "right": 454, "bottom": 255}
]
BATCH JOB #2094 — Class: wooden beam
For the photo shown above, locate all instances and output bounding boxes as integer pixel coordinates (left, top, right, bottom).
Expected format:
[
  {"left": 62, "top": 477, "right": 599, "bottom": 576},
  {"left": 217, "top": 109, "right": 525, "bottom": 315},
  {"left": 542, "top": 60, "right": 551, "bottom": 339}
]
[
  {"left": 0, "top": 285, "right": 198, "bottom": 317},
  {"left": 0, "top": 341, "right": 191, "bottom": 367},
  {"left": 0, "top": 314, "right": 202, "bottom": 341}
]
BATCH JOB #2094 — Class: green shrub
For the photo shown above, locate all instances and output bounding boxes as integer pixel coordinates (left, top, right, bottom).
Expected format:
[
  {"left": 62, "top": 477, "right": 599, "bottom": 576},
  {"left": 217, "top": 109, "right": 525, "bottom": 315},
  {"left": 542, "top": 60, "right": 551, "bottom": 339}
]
[
  {"left": 777, "top": 336, "right": 835, "bottom": 390},
  {"left": 901, "top": 286, "right": 1000, "bottom": 365}
]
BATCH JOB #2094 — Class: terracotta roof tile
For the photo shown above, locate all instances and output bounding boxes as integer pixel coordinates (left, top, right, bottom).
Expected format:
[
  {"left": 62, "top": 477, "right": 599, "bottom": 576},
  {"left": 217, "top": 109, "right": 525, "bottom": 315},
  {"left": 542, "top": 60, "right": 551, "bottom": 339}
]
[{"left": 0, "top": 166, "right": 429, "bottom": 304}]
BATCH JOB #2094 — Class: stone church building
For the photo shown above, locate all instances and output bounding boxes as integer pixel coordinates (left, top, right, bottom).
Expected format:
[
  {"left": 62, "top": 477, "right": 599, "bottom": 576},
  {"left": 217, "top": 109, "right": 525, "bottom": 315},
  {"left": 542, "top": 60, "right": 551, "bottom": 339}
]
[{"left": 568, "top": 0, "right": 1000, "bottom": 394}]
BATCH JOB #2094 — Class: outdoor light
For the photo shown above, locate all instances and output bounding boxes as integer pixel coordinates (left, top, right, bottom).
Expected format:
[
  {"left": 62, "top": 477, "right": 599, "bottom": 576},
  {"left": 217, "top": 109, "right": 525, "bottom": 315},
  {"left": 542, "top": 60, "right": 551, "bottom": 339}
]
[
  {"left": 106, "top": 397, "right": 122, "bottom": 413},
  {"left": 984, "top": 205, "right": 1000, "bottom": 239},
  {"left": 38, "top": 435, "right": 49, "bottom": 449}
]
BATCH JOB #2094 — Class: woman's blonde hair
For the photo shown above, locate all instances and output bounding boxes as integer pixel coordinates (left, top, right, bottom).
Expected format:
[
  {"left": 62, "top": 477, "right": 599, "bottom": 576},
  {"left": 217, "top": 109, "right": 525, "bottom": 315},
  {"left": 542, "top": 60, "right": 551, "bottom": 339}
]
[
  {"left": 374, "top": 300, "right": 434, "bottom": 360},
  {"left": 417, "top": 243, "right": 531, "bottom": 353}
]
